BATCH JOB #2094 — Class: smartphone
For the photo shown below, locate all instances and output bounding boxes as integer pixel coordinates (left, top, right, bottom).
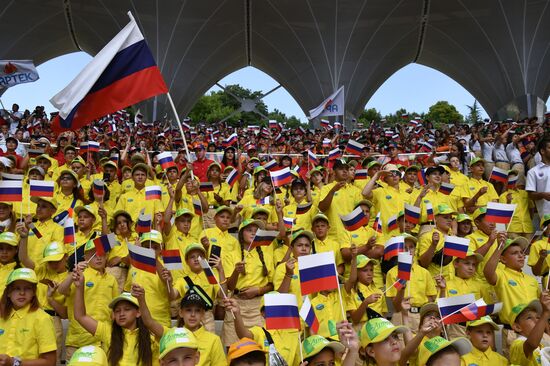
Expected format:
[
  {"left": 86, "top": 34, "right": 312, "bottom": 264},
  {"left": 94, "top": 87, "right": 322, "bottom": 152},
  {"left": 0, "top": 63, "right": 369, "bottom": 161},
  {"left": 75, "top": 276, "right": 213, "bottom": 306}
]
[{"left": 210, "top": 244, "right": 221, "bottom": 260}]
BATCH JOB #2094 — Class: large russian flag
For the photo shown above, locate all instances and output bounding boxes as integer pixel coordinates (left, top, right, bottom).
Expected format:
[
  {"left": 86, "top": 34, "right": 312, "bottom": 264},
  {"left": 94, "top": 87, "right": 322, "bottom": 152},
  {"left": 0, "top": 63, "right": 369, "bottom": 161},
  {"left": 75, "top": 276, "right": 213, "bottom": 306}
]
[
  {"left": 264, "top": 293, "right": 301, "bottom": 330},
  {"left": 50, "top": 13, "right": 168, "bottom": 132},
  {"left": 29, "top": 180, "right": 54, "bottom": 198},
  {"left": 128, "top": 243, "right": 157, "bottom": 273},
  {"left": 298, "top": 252, "right": 339, "bottom": 295},
  {"left": 443, "top": 235, "right": 470, "bottom": 258},
  {"left": 0, "top": 181, "right": 23, "bottom": 202},
  {"left": 340, "top": 207, "right": 369, "bottom": 231}
]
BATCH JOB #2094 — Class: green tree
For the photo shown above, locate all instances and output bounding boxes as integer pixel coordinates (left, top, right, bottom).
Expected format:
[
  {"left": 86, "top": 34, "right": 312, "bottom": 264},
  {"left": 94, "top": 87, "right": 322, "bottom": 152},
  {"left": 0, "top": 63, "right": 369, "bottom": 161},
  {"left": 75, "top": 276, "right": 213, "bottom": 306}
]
[
  {"left": 384, "top": 108, "right": 423, "bottom": 125},
  {"left": 358, "top": 108, "right": 382, "bottom": 124},
  {"left": 465, "top": 100, "right": 482, "bottom": 124},
  {"left": 425, "top": 101, "right": 463, "bottom": 125}
]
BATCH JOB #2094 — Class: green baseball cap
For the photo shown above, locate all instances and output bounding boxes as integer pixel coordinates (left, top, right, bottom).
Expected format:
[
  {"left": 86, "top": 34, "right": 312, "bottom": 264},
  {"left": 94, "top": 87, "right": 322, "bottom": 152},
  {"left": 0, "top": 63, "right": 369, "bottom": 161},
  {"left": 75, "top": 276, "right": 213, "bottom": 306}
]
[
  {"left": 6, "top": 268, "right": 38, "bottom": 286},
  {"left": 290, "top": 229, "right": 314, "bottom": 245},
  {"left": 74, "top": 205, "right": 97, "bottom": 219},
  {"left": 42, "top": 241, "right": 66, "bottom": 262},
  {"left": 175, "top": 208, "right": 194, "bottom": 219},
  {"left": 356, "top": 254, "right": 378, "bottom": 269},
  {"left": 253, "top": 166, "right": 266, "bottom": 175},
  {"left": 251, "top": 207, "right": 270, "bottom": 217},
  {"left": 184, "top": 243, "right": 206, "bottom": 258},
  {"left": 302, "top": 335, "right": 345, "bottom": 359},
  {"left": 359, "top": 318, "right": 408, "bottom": 348},
  {"left": 0, "top": 231, "right": 18, "bottom": 247},
  {"left": 30, "top": 196, "right": 59, "bottom": 210},
  {"left": 83, "top": 240, "right": 96, "bottom": 253},
  {"left": 418, "top": 336, "right": 471, "bottom": 366},
  {"left": 472, "top": 207, "right": 487, "bottom": 221},
  {"left": 354, "top": 199, "right": 373, "bottom": 209},
  {"left": 541, "top": 213, "right": 550, "bottom": 228},
  {"left": 312, "top": 213, "right": 330, "bottom": 224},
  {"left": 159, "top": 327, "right": 199, "bottom": 359},
  {"left": 215, "top": 205, "right": 233, "bottom": 216},
  {"left": 502, "top": 237, "right": 529, "bottom": 253},
  {"left": 238, "top": 219, "right": 265, "bottom": 232},
  {"left": 366, "top": 161, "right": 381, "bottom": 169},
  {"left": 435, "top": 203, "right": 455, "bottom": 216},
  {"left": 469, "top": 157, "right": 486, "bottom": 167},
  {"left": 510, "top": 300, "right": 542, "bottom": 324},
  {"left": 109, "top": 292, "right": 139, "bottom": 309},
  {"left": 466, "top": 316, "right": 499, "bottom": 331},
  {"left": 402, "top": 233, "right": 418, "bottom": 244},
  {"left": 456, "top": 213, "right": 472, "bottom": 222},
  {"left": 68, "top": 345, "right": 108, "bottom": 366},
  {"left": 141, "top": 230, "right": 163, "bottom": 244}
]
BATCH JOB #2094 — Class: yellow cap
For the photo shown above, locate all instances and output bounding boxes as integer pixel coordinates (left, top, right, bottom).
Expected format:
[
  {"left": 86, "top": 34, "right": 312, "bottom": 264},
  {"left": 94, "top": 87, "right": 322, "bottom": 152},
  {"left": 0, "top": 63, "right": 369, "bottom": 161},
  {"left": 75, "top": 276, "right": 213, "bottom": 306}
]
[
  {"left": 68, "top": 345, "right": 108, "bottom": 366},
  {"left": 140, "top": 230, "right": 163, "bottom": 244},
  {"left": 418, "top": 336, "right": 472, "bottom": 366},
  {"left": 41, "top": 241, "right": 66, "bottom": 262},
  {"left": 184, "top": 243, "right": 206, "bottom": 258},
  {"left": 30, "top": 196, "right": 58, "bottom": 210},
  {"left": 238, "top": 219, "right": 265, "bottom": 232},
  {"left": 109, "top": 292, "right": 139, "bottom": 309},
  {"left": 159, "top": 327, "right": 199, "bottom": 359},
  {"left": 6, "top": 268, "right": 38, "bottom": 286},
  {"left": 356, "top": 254, "right": 378, "bottom": 269},
  {"left": 302, "top": 335, "right": 345, "bottom": 359},
  {"left": 0, "top": 231, "right": 18, "bottom": 247},
  {"left": 74, "top": 205, "right": 97, "bottom": 219},
  {"left": 466, "top": 316, "right": 499, "bottom": 330},
  {"left": 359, "top": 318, "right": 408, "bottom": 347}
]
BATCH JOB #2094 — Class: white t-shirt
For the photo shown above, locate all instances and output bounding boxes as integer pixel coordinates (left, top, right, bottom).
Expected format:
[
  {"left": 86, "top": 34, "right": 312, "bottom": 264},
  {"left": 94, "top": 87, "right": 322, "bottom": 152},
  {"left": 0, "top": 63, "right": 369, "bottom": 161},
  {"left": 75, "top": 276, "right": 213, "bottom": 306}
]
[{"left": 526, "top": 162, "right": 550, "bottom": 217}]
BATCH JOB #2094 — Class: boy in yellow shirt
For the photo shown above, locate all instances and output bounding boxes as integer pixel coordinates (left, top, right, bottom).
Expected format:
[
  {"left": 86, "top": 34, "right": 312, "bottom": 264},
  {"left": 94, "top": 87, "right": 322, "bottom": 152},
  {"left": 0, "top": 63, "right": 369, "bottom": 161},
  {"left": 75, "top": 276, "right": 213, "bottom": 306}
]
[
  {"left": 528, "top": 214, "right": 550, "bottom": 281},
  {"left": 461, "top": 316, "right": 508, "bottom": 366},
  {"left": 499, "top": 170, "right": 533, "bottom": 238}
]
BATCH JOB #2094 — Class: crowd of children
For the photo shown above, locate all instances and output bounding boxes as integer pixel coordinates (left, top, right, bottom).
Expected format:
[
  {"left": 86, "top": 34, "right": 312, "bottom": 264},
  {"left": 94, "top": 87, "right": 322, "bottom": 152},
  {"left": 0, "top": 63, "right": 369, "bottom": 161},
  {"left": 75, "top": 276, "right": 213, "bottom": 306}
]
[{"left": 0, "top": 134, "right": 549, "bottom": 366}]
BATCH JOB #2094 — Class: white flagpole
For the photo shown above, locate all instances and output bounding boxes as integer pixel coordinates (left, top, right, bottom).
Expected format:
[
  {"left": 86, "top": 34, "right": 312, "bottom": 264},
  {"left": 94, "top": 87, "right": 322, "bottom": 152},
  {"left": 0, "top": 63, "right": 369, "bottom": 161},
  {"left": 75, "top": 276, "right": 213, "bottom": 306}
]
[{"left": 166, "top": 92, "right": 194, "bottom": 179}]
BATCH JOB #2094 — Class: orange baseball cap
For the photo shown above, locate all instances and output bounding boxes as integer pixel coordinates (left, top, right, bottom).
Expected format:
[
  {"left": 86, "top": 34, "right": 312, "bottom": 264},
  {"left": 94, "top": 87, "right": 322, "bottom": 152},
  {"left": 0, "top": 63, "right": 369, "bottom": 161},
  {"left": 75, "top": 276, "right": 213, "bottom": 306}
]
[{"left": 227, "top": 338, "right": 266, "bottom": 362}]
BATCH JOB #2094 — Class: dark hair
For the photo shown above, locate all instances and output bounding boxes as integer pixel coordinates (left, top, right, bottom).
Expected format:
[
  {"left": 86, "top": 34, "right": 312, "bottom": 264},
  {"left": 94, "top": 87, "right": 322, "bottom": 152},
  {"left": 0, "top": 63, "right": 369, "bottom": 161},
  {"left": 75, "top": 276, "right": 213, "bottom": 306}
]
[
  {"left": 221, "top": 148, "right": 238, "bottom": 168},
  {"left": 108, "top": 306, "right": 152, "bottom": 366},
  {"left": 426, "top": 346, "right": 460, "bottom": 366},
  {"left": 229, "top": 350, "right": 266, "bottom": 366},
  {"left": 0, "top": 283, "right": 39, "bottom": 320},
  {"left": 87, "top": 184, "right": 111, "bottom": 203},
  {"left": 537, "top": 137, "right": 550, "bottom": 154},
  {"left": 238, "top": 228, "right": 269, "bottom": 277},
  {"left": 111, "top": 212, "right": 134, "bottom": 234},
  {"left": 304, "top": 348, "right": 335, "bottom": 364}
]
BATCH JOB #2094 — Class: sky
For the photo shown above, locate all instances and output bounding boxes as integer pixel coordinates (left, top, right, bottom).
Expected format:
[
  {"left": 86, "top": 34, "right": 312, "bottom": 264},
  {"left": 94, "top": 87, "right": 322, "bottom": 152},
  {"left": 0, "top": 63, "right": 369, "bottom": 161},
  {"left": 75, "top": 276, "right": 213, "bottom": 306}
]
[{"left": 0, "top": 50, "right": 515, "bottom": 122}]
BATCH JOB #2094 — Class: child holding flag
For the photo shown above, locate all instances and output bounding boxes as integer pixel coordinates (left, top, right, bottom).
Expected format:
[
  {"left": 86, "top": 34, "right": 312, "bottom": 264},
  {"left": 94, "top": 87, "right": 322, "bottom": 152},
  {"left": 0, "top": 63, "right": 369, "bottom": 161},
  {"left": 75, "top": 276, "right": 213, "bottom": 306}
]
[
  {"left": 26, "top": 196, "right": 64, "bottom": 264},
  {"left": 301, "top": 331, "right": 360, "bottom": 366},
  {"left": 201, "top": 205, "right": 239, "bottom": 258},
  {"left": 528, "top": 214, "right": 550, "bottom": 282},
  {"left": 283, "top": 177, "right": 316, "bottom": 230},
  {"left": 68, "top": 205, "right": 103, "bottom": 267},
  {"left": 498, "top": 170, "right": 533, "bottom": 239},
  {"left": 358, "top": 317, "right": 409, "bottom": 366},
  {"left": 461, "top": 316, "right": 508, "bottom": 365},
  {"left": 222, "top": 219, "right": 274, "bottom": 346},
  {"left": 310, "top": 213, "right": 344, "bottom": 273},
  {"left": 54, "top": 169, "right": 85, "bottom": 217},
  {"left": 105, "top": 210, "right": 135, "bottom": 292},
  {"left": 173, "top": 170, "right": 209, "bottom": 241},
  {"left": 0, "top": 232, "right": 19, "bottom": 296}
]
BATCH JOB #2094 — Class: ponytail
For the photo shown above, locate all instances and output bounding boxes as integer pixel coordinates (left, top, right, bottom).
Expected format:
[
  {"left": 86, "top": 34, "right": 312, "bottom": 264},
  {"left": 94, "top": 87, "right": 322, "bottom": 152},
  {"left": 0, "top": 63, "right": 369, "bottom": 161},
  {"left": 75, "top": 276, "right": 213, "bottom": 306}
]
[{"left": 256, "top": 247, "right": 268, "bottom": 277}]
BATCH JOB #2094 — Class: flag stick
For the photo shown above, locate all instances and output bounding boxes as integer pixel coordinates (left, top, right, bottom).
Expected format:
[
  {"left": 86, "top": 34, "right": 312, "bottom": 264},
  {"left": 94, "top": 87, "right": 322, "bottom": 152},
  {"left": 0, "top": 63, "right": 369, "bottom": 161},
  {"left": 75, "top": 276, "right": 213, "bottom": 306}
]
[
  {"left": 382, "top": 279, "right": 402, "bottom": 295},
  {"left": 166, "top": 92, "right": 194, "bottom": 180},
  {"left": 437, "top": 306, "right": 449, "bottom": 340},
  {"left": 439, "top": 250, "right": 444, "bottom": 277},
  {"left": 19, "top": 200, "right": 23, "bottom": 223},
  {"left": 86, "top": 252, "right": 96, "bottom": 263},
  {"left": 333, "top": 262, "right": 347, "bottom": 321},
  {"left": 297, "top": 332, "right": 304, "bottom": 364}
]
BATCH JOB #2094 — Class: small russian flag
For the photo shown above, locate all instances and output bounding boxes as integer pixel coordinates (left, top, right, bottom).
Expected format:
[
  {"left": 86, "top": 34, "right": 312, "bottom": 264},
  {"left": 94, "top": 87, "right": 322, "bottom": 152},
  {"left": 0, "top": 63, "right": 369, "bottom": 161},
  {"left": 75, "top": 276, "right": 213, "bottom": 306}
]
[
  {"left": 439, "top": 182, "right": 455, "bottom": 195},
  {"left": 92, "top": 179, "right": 105, "bottom": 198},
  {"left": 387, "top": 214, "right": 398, "bottom": 231},
  {"left": 299, "top": 296, "right": 319, "bottom": 333},
  {"left": 0, "top": 181, "right": 23, "bottom": 202},
  {"left": 192, "top": 199, "right": 203, "bottom": 216},
  {"left": 393, "top": 278, "right": 407, "bottom": 290},
  {"left": 145, "top": 185, "right": 162, "bottom": 200},
  {"left": 271, "top": 168, "right": 293, "bottom": 187},
  {"left": 397, "top": 252, "right": 412, "bottom": 280},
  {"left": 489, "top": 167, "right": 508, "bottom": 183},
  {"left": 263, "top": 159, "right": 278, "bottom": 172},
  {"left": 283, "top": 217, "right": 295, "bottom": 229},
  {"left": 64, "top": 217, "right": 75, "bottom": 244},
  {"left": 384, "top": 236, "right": 404, "bottom": 260},
  {"left": 426, "top": 202, "right": 435, "bottom": 223},
  {"left": 307, "top": 150, "right": 319, "bottom": 165},
  {"left": 340, "top": 207, "right": 369, "bottom": 231},
  {"left": 157, "top": 152, "right": 176, "bottom": 170},
  {"left": 372, "top": 212, "right": 382, "bottom": 233},
  {"left": 1, "top": 173, "right": 24, "bottom": 181},
  {"left": 354, "top": 169, "right": 368, "bottom": 180},
  {"left": 225, "top": 169, "right": 239, "bottom": 188},
  {"left": 29, "top": 180, "right": 54, "bottom": 198},
  {"left": 199, "top": 182, "right": 214, "bottom": 192},
  {"left": 199, "top": 257, "right": 217, "bottom": 284},
  {"left": 417, "top": 169, "right": 427, "bottom": 186},
  {"left": 128, "top": 244, "right": 157, "bottom": 273},
  {"left": 296, "top": 202, "right": 312, "bottom": 215},
  {"left": 404, "top": 204, "right": 421, "bottom": 225},
  {"left": 87, "top": 141, "right": 100, "bottom": 153},
  {"left": 443, "top": 235, "right": 470, "bottom": 258},
  {"left": 298, "top": 251, "right": 339, "bottom": 295},
  {"left": 485, "top": 202, "right": 516, "bottom": 224},
  {"left": 224, "top": 133, "right": 238, "bottom": 147},
  {"left": 437, "top": 293, "right": 476, "bottom": 325},
  {"left": 268, "top": 120, "right": 279, "bottom": 129},
  {"left": 328, "top": 148, "right": 341, "bottom": 161},
  {"left": 93, "top": 233, "right": 118, "bottom": 256},
  {"left": 265, "top": 293, "right": 301, "bottom": 330},
  {"left": 507, "top": 175, "right": 518, "bottom": 190},
  {"left": 477, "top": 301, "right": 503, "bottom": 317},
  {"left": 257, "top": 196, "right": 271, "bottom": 205},
  {"left": 345, "top": 140, "right": 364, "bottom": 156},
  {"left": 29, "top": 223, "right": 42, "bottom": 239},
  {"left": 249, "top": 229, "right": 279, "bottom": 250},
  {"left": 322, "top": 138, "right": 332, "bottom": 149},
  {"left": 136, "top": 212, "right": 152, "bottom": 233},
  {"left": 320, "top": 119, "right": 330, "bottom": 129},
  {"left": 162, "top": 249, "right": 183, "bottom": 271}
]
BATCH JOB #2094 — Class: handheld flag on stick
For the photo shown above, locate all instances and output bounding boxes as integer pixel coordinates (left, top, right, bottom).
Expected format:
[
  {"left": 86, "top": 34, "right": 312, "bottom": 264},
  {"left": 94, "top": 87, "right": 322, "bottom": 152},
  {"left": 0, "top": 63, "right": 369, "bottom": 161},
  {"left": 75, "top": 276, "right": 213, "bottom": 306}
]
[
  {"left": 145, "top": 185, "right": 162, "bottom": 200},
  {"left": 29, "top": 223, "right": 42, "bottom": 239},
  {"left": 157, "top": 152, "right": 176, "bottom": 170},
  {"left": 393, "top": 278, "right": 407, "bottom": 290},
  {"left": 283, "top": 217, "right": 295, "bottom": 230},
  {"left": 225, "top": 169, "right": 239, "bottom": 188},
  {"left": 162, "top": 249, "right": 183, "bottom": 271},
  {"left": 404, "top": 204, "right": 421, "bottom": 225},
  {"left": 417, "top": 169, "right": 427, "bottom": 186},
  {"left": 63, "top": 216, "right": 75, "bottom": 245},
  {"left": 136, "top": 211, "right": 152, "bottom": 233},
  {"left": 426, "top": 202, "right": 435, "bottom": 223},
  {"left": 93, "top": 233, "right": 118, "bottom": 257},
  {"left": 354, "top": 169, "right": 368, "bottom": 180},
  {"left": 128, "top": 243, "right": 157, "bottom": 273},
  {"left": 387, "top": 214, "right": 398, "bottom": 231},
  {"left": 248, "top": 229, "right": 279, "bottom": 251},
  {"left": 299, "top": 296, "right": 319, "bottom": 334},
  {"left": 264, "top": 293, "right": 301, "bottom": 330},
  {"left": 437, "top": 293, "right": 476, "bottom": 325},
  {"left": 345, "top": 140, "right": 364, "bottom": 156},
  {"left": 384, "top": 236, "right": 404, "bottom": 261},
  {"left": 397, "top": 252, "right": 412, "bottom": 281},
  {"left": 29, "top": 180, "right": 54, "bottom": 197},
  {"left": 50, "top": 13, "right": 168, "bottom": 132},
  {"left": 485, "top": 202, "right": 516, "bottom": 224},
  {"left": 263, "top": 159, "right": 278, "bottom": 172},
  {"left": 489, "top": 167, "right": 508, "bottom": 183},
  {"left": 339, "top": 207, "right": 369, "bottom": 231},
  {"left": 0, "top": 173, "right": 24, "bottom": 181},
  {"left": 373, "top": 212, "right": 382, "bottom": 233},
  {"left": 328, "top": 148, "right": 341, "bottom": 161},
  {"left": 439, "top": 182, "right": 455, "bottom": 195},
  {"left": 257, "top": 197, "right": 270, "bottom": 205},
  {"left": 192, "top": 199, "right": 203, "bottom": 216},
  {"left": 199, "top": 257, "right": 218, "bottom": 285},
  {"left": 307, "top": 150, "right": 319, "bottom": 165},
  {"left": 506, "top": 175, "right": 518, "bottom": 190},
  {"left": 0, "top": 181, "right": 23, "bottom": 202},
  {"left": 199, "top": 182, "right": 214, "bottom": 192},
  {"left": 92, "top": 179, "right": 105, "bottom": 199},
  {"left": 271, "top": 168, "right": 293, "bottom": 187},
  {"left": 298, "top": 252, "right": 339, "bottom": 295},
  {"left": 443, "top": 236, "right": 470, "bottom": 258}
]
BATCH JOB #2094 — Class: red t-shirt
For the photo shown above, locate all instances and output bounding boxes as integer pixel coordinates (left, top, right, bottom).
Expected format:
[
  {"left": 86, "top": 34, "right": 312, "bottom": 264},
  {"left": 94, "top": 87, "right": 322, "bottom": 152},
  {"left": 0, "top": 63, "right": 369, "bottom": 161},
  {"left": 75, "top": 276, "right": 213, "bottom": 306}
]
[{"left": 192, "top": 158, "right": 214, "bottom": 182}]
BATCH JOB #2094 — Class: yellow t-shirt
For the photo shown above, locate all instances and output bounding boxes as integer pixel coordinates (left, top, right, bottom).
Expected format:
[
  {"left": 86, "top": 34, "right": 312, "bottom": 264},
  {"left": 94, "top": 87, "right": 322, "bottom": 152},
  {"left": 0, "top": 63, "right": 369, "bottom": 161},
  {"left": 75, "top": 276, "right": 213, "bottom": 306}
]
[
  {"left": 25, "top": 219, "right": 64, "bottom": 265},
  {"left": 416, "top": 227, "right": 454, "bottom": 279},
  {"left": 460, "top": 177, "right": 498, "bottom": 208},
  {"left": 192, "top": 326, "right": 226, "bottom": 366},
  {"left": 466, "top": 230, "right": 497, "bottom": 283},
  {"left": 499, "top": 189, "right": 534, "bottom": 233},
  {"left": 341, "top": 227, "right": 384, "bottom": 288},
  {"left": 250, "top": 326, "right": 301, "bottom": 366},
  {"left": 528, "top": 238, "right": 550, "bottom": 276},
  {"left": 53, "top": 191, "right": 83, "bottom": 217},
  {"left": 202, "top": 226, "right": 239, "bottom": 258},
  {"left": 410, "top": 189, "right": 452, "bottom": 224},
  {"left": 65, "top": 267, "right": 118, "bottom": 347},
  {"left": 35, "top": 263, "right": 67, "bottom": 310},
  {"left": 173, "top": 271, "right": 218, "bottom": 303},
  {"left": 222, "top": 245, "right": 274, "bottom": 289},
  {"left": 345, "top": 282, "right": 387, "bottom": 321},
  {"left": 95, "top": 321, "right": 160, "bottom": 366},
  {"left": 494, "top": 266, "right": 540, "bottom": 325},
  {"left": 115, "top": 187, "right": 165, "bottom": 223},
  {"left": 509, "top": 337, "right": 541, "bottom": 366},
  {"left": 282, "top": 200, "right": 318, "bottom": 232},
  {"left": 237, "top": 194, "right": 277, "bottom": 221},
  {"left": 370, "top": 185, "right": 411, "bottom": 234},
  {"left": 0, "top": 262, "right": 17, "bottom": 296},
  {"left": 310, "top": 291, "right": 345, "bottom": 337},
  {"left": 319, "top": 181, "right": 364, "bottom": 242},
  {"left": 0, "top": 305, "right": 57, "bottom": 359},
  {"left": 176, "top": 193, "right": 206, "bottom": 240},
  {"left": 460, "top": 345, "right": 509, "bottom": 366},
  {"left": 385, "top": 263, "right": 437, "bottom": 307},
  {"left": 273, "top": 261, "right": 304, "bottom": 308}
]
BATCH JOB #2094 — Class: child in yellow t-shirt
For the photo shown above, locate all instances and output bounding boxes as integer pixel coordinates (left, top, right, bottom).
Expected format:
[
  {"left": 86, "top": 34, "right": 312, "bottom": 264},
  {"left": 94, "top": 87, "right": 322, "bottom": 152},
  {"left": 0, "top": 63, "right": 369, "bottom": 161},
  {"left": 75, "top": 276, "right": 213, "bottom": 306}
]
[{"left": 461, "top": 316, "right": 508, "bottom": 366}]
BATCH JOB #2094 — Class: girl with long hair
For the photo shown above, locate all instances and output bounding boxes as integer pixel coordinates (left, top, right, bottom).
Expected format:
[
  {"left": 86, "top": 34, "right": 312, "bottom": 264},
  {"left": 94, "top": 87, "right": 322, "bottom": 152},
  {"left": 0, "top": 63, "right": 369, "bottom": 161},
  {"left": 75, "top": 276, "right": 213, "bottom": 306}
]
[
  {"left": 105, "top": 210, "right": 135, "bottom": 293},
  {"left": 54, "top": 169, "right": 85, "bottom": 216}
]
